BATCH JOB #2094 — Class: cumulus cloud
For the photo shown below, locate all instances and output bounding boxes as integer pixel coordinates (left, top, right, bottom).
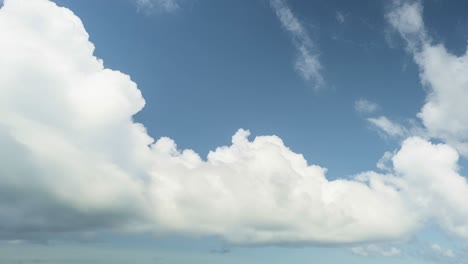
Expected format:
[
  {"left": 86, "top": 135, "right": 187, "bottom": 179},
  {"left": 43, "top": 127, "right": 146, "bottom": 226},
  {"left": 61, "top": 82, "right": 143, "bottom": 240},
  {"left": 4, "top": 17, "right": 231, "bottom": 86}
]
[
  {"left": 0, "top": 0, "right": 154, "bottom": 240},
  {"left": 151, "top": 134, "right": 468, "bottom": 244},
  {"left": 0, "top": 0, "right": 417, "bottom": 245},
  {"left": 149, "top": 130, "right": 421, "bottom": 245},
  {"left": 390, "top": 138, "right": 468, "bottom": 239},
  {"left": 4, "top": 0, "right": 468, "bottom": 250},
  {"left": 270, "top": 0, "right": 324, "bottom": 89},
  {"left": 356, "top": 136, "right": 468, "bottom": 241},
  {"left": 0, "top": 0, "right": 410, "bottom": 244},
  {"left": 388, "top": 0, "right": 468, "bottom": 157}
]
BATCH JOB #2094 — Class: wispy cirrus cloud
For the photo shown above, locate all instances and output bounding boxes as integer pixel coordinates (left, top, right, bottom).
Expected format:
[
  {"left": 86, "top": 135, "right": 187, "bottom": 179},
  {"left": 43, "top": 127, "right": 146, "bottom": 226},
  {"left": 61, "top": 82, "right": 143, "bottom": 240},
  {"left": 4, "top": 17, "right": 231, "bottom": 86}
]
[
  {"left": 354, "top": 99, "right": 379, "bottom": 114},
  {"left": 335, "top": 11, "right": 346, "bottom": 24},
  {"left": 270, "top": 0, "right": 324, "bottom": 89},
  {"left": 368, "top": 116, "right": 407, "bottom": 138}
]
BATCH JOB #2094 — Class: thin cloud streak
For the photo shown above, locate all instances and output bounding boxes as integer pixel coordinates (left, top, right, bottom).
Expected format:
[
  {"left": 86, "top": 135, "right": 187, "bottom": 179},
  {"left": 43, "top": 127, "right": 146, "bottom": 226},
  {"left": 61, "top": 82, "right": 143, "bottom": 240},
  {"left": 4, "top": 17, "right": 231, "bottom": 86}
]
[
  {"left": 134, "top": 0, "right": 180, "bottom": 13},
  {"left": 270, "top": 0, "right": 324, "bottom": 89}
]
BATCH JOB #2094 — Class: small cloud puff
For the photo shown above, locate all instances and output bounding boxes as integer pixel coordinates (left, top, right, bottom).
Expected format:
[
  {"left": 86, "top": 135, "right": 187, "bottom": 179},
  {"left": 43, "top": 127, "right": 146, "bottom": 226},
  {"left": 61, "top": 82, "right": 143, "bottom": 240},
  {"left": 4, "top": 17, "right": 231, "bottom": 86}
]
[
  {"left": 335, "top": 11, "right": 346, "bottom": 24},
  {"left": 354, "top": 99, "right": 379, "bottom": 114},
  {"left": 351, "top": 244, "right": 401, "bottom": 257},
  {"left": 134, "top": 0, "right": 180, "bottom": 13}
]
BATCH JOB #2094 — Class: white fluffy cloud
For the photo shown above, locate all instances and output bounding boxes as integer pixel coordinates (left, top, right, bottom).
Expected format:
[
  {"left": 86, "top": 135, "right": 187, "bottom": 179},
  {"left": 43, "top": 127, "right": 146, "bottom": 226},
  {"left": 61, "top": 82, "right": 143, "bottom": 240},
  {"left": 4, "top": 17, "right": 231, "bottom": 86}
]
[
  {"left": 0, "top": 0, "right": 412, "bottom": 244},
  {"left": 357, "top": 0, "right": 468, "bottom": 242},
  {"left": 0, "top": 0, "right": 154, "bottom": 239},
  {"left": 3, "top": 0, "right": 468, "bottom": 248},
  {"left": 388, "top": 1, "right": 468, "bottom": 157},
  {"left": 391, "top": 138, "right": 468, "bottom": 238},
  {"left": 148, "top": 130, "right": 418, "bottom": 244}
]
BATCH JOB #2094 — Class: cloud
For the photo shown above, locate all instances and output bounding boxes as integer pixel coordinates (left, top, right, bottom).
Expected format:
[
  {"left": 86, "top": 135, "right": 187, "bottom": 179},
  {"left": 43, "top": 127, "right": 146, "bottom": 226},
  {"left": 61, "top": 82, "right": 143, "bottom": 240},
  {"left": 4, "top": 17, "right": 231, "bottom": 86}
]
[
  {"left": 367, "top": 116, "right": 407, "bottom": 138},
  {"left": 351, "top": 244, "right": 401, "bottom": 257},
  {"left": 270, "top": 0, "right": 324, "bottom": 89},
  {"left": 358, "top": 136, "right": 468, "bottom": 241},
  {"left": 335, "top": 11, "right": 346, "bottom": 24},
  {"left": 389, "top": 138, "right": 468, "bottom": 238},
  {"left": 149, "top": 130, "right": 420, "bottom": 245},
  {"left": 4, "top": 0, "right": 468, "bottom": 251},
  {"left": 134, "top": 0, "right": 180, "bottom": 13},
  {"left": 431, "top": 244, "right": 455, "bottom": 259},
  {"left": 0, "top": 0, "right": 154, "bottom": 241},
  {"left": 354, "top": 99, "right": 379, "bottom": 114},
  {"left": 376, "top": 151, "right": 394, "bottom": 172},
  {"left": 387, "top": 0, "right": 468, "bottom": 157},
  {"left": 351, "top": 240, "right": 464, "bottom": 263},
  {"left": 387, "top": 1, "right": 426, "bottom": 50},
  {"left": 0, "top": 0, "right": 417, "bottom": 245},
  {"left": 408, "top": 241, "right": 462, "bottom": 263}
]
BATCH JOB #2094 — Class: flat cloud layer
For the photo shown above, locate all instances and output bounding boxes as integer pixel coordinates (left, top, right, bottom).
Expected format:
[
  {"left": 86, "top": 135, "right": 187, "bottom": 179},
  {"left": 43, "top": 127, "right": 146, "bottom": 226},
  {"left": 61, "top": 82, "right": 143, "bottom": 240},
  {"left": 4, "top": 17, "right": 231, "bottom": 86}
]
[{"left": 1, "top": 0, "right": 468, "bottom": 246}]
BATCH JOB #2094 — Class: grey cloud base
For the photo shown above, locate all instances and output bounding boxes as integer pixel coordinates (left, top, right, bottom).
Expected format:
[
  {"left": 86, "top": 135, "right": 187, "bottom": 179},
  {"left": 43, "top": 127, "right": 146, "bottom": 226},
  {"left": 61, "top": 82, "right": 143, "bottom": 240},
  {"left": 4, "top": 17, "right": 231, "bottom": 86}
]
[{"left": 2, "top": 0, "right": 468, "bottom": 247}]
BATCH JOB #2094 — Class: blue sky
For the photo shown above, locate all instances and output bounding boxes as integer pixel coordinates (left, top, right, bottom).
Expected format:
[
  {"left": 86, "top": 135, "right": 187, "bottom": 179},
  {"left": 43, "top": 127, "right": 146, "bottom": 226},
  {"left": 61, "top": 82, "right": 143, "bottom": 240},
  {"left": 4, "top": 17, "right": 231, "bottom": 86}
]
[
  {"left": 2, "top": 0, "right": 468, "bottom": 263},
  {"left": 54, "top": 0, "right": 422, "bottom": 175}
]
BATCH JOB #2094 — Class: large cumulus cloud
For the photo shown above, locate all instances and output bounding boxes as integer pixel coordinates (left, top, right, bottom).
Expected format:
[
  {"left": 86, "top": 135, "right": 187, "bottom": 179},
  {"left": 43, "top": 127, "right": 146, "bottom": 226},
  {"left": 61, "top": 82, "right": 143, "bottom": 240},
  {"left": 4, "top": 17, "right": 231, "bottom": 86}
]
[
  {"left": 0, "top": 0, "right": 153, "bottom": 240},
  {"left": 148, "top": 130, "right": 417, "bottom": 244},
  {"left": 1, "top": 0, "right": 468, "bottom": 247}
]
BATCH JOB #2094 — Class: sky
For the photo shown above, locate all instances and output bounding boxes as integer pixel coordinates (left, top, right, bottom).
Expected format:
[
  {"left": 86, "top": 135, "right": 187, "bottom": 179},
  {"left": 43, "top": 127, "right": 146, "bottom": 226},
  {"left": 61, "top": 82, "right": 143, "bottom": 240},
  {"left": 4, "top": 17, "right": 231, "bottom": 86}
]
[{"left": 2, "top": 0, "right": 468, "bottom": 263}]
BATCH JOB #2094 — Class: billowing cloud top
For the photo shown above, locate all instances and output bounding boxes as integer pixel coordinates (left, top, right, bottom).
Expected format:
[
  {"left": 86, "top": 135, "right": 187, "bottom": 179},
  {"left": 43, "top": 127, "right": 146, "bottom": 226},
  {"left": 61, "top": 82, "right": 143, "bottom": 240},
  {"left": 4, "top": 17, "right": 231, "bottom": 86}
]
[{"left": 2, "top": 0, "right": 468, "bottom": 248}]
